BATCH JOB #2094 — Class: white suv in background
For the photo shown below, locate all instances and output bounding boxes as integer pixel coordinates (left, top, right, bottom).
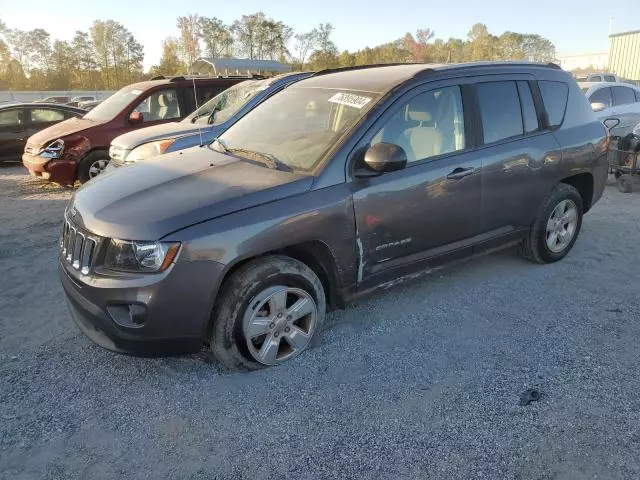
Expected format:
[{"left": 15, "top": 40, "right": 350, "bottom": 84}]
[{"left": 584, "top": 82, "right": 640, "bottom": 136}]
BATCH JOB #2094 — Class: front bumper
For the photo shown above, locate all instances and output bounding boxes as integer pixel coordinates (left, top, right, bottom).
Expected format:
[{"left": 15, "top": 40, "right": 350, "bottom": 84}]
[
  {"left": 22, "top": 152, "right": 77, "bottom": 185},
  {"left": 59, "top": 258, "right": 225, "bottom": 356}
]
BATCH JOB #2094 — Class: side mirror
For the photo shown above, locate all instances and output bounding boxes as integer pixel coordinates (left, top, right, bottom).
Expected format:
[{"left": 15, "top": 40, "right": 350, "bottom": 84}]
[
  {"left": 591, "top": 102, "right": 606, "bottom": 112},
  {"left": 603, "top": 117, "right": 621, "bottom": 131},
  {"left": 362, "top": 142, "right": 407, "bottom": 174},
  {"left": 129, "top": 111, "right": 143, "bottom": 125}
]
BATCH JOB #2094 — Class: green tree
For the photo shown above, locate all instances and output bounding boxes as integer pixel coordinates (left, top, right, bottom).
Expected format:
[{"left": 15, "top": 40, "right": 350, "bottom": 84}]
[
  {"left": 293, "top": 29, "right": 318, "bottom": 65},
  {"left": 199, "top": 17, "right": 233, "bottom": 58},
  {"left": 49, "top": 40, "right": 75, "bottom": 89},
  {"left": 150, "top": 37, "right": 185, "bottom": 76},
  {"left": 177, "top": 14, "right": 200, "bottom": 71}
]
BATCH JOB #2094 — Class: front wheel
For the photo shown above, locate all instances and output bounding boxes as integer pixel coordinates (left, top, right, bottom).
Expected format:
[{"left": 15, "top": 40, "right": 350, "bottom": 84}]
[
  {"left": 208, "top": 255, "right": 326, "bottom": 371},
  {"left": 520, "top": 183, "right": 583, "bottom": 263},
  {"left": 77, "top": 150, "right": 110, "bottom": 184}
]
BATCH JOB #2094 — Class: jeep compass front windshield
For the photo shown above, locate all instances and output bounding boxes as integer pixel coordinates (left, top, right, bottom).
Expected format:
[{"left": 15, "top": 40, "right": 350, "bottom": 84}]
[
  {"left": 217, "top": 87, "right": 380, "bottom": 172},
  {"left": 186, "top": 79, "right": 268, "bottom": 126}
]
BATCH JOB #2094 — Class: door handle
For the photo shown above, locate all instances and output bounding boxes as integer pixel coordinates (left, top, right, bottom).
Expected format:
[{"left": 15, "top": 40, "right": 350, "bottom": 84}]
[{"left": 446, "top": 167, "right": 476, "bottom": 180}]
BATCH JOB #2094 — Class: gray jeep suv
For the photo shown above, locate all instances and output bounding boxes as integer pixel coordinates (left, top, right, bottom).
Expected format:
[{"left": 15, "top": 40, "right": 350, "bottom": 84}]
[{"left": 60, "top": 62, "right": 608, "bottom": 370}]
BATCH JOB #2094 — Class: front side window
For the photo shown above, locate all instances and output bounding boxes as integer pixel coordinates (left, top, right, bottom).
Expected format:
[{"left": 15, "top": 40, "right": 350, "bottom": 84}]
[
  {"left": 218, "top": 86, "right": 381, "bottom": 172},
  {"left": 0, "top": 109, "right": 24, "bottom": 126},
  {"left": 591, "top": 75, "right": 603, "bottom": 82},
  {"left": 30, "top": 108, "right": 65, "bottom": 123},
  {"left": 369, "top": 86, "right": 465, "bottom": 163},
  {"left": 604, "top": 75, "right": 616, "bottom": 82},
  {"left": 185, "top": 80, "right": 268, "bottom": 126},
  {"left": 612, "top": 86, "right": 636, "bottom": 106},
  {"left": 539, "top": 81, "right": 569, "bottom": 128},
  {"left": 588, "top": 87, "right": 613, "bottom": 108},
  {"left": 133, "top": 88, "right": 181, "bottom": 122},
  {"left": 477, "top": 81, "right": 523, "bottom": 143}
]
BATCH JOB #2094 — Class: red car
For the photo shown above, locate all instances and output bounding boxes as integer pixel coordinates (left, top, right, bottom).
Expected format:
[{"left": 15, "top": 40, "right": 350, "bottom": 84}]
[{"left": 22, "top": 76, "right": 248, "bottom": 185}]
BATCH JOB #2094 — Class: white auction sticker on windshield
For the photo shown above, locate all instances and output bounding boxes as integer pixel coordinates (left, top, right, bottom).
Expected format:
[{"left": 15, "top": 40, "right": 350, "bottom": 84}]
[{"left": 328, "top": 92, "right": 372, "bottom": 109}]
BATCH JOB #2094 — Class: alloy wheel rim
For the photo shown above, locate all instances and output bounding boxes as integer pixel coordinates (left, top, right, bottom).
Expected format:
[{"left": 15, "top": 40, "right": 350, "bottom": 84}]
[
  {"left": 243, "top": 285, "right": 317, "bottom": 365},
  {"left": 88, "top": 159, "right": 109, "bottom": 178},
  {"left": 545, "top": 199, "right": 578, "bottom": 253}
]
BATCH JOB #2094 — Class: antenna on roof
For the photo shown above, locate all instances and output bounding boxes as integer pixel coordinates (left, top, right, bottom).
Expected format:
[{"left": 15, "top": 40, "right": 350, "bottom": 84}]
[{"left": 192, "top": 77, "right": 204, "bottom": 148}]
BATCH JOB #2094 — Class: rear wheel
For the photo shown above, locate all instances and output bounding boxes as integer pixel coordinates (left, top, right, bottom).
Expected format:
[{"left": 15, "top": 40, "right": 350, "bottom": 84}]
[
  {"left": 520, "top": 183, "right": 583, "bottom": 263},
  {"left": 77, "top": 150, "right": 110, "bottom": 183},
  {"left": 208, "top": 255, "right": 326, "bottom": 371}
]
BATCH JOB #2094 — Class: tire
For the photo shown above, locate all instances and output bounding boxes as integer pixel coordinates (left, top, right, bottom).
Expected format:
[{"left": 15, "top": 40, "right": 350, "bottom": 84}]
[
  {"left": 208, "top": 255, "right": 326, "bottom": 371},
  {"left": 520, "top": 183, "right": 583, "bottom": 264},
  {"left": 77, "top": 150, "right": 110, "bottom": 184}
]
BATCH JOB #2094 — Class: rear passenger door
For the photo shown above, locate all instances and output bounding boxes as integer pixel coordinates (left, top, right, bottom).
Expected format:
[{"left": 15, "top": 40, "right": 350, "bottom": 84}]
[{"left": 477, "top": 78, "right": 564, "bottom": 238}]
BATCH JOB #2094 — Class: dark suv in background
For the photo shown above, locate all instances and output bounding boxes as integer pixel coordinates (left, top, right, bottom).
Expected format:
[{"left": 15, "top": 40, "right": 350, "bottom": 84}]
[
  {"left": 60, "top": 62, "right": 608, "bottom": 371},
  {"left": 22, "top": 76, "right": 249, "bottom": 184}
]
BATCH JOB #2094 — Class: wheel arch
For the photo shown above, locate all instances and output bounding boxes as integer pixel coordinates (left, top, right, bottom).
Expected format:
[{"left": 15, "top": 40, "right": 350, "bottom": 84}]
[
  {"left": 214, "top": 240, "right": 345, "bottom": 314},
  {"left": 560, "top": 172, "right": 594, "bottom": 213}
]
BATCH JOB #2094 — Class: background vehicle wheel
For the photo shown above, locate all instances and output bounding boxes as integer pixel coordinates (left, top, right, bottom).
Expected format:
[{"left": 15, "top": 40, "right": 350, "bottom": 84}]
[
  {"left": 208, "top": 255, "right": 326, "bottom": 371},
  {"left": 77, "top": 150, "right": 109, "bottom": 184},
  {"left": 520, "top": 183, "right": 583, "bottom": 264}
]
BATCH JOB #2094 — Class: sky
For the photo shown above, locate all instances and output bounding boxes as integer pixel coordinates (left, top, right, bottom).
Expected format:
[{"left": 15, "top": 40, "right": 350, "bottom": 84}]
[{"left": 1, "top": 0, "right": 638, "bottom": 70}]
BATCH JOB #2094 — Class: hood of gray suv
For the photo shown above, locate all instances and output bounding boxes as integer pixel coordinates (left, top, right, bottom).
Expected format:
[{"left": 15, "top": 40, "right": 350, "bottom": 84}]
[
  {"left": 71, "top": 145, "right": 313, "bottom": 239},
  {"left": 111, "top": 121, "right": 211, "bottom": 151}
]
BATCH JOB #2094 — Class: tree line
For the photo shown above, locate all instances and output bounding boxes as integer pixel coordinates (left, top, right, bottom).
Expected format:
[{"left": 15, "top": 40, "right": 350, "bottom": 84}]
[{"left": 0, "top": 14, "right": 557, "bottom": 91}]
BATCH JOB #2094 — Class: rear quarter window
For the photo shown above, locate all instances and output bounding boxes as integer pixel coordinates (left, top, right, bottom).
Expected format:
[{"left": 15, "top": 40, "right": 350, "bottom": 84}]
[{"left": 539, "top": 81, "right": 569, "bottom": 128}]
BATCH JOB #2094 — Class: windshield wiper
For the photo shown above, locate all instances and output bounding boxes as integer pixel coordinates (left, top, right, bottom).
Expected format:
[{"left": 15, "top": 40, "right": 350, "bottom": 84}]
[
  {"left": 190, "top": 111, "right": 210, "bottom": 123},
  {"left": 226, "top": 148, "right": 292, "bottom": 172}
]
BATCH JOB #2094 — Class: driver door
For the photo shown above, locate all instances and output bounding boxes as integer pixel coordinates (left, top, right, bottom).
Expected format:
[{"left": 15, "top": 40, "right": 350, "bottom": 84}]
[{"left": 351, "top": 83, "right": 482, "bottom": 286}]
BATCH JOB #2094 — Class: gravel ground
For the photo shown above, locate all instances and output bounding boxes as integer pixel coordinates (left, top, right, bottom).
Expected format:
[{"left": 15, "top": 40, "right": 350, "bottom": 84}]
[{"left": 1, "top": 164, "right": 640, "bottom": 480}]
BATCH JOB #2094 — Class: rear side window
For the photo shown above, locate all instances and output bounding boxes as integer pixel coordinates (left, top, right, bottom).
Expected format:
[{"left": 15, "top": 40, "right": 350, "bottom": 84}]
[
  {"left": 30, "top": 108, "right": 65, "bottom": 123},
  {"left": 588, "top": 87, "right": 612, "bottom": 108},
  {"left": 612, "top": 86, "right": 637, "bottom": 105},
  {"left": 195, "top": 85, "right": 226, "bottom": 106},
  {"left": 636, "top": 90, "right": 640, "bottom": 102},
  {"left": 476, "top": 81, "right": 523, "bottom": 143},
  {"left": 539, "top": 81, "right": 569, "bottom": 128},
  {"left": 517, "top": 81, "right": 539, "bottom": 134}
]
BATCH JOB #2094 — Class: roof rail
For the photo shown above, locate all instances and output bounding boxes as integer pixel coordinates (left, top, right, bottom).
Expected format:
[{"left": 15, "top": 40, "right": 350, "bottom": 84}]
[
  {"left": 412, "top": 60, "right": 564, "bottom": 78},
  {"left": 313, "top": 63, "right": 423, "bottom": 76}
]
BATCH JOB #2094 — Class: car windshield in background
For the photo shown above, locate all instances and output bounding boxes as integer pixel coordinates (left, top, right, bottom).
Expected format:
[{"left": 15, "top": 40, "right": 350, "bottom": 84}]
[
  {"left": 185, "top": 80, "right": 268, "bottom": 125},
  {"left": 217, "top": 87, "right": 380, "bottom": 172},
  {"left": 83, "top": 87, "right": 140, "bottom": 122}
]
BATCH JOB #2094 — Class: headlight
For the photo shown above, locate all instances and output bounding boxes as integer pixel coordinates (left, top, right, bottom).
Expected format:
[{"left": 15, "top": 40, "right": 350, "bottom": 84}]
[
  {"left": 104, "top": 239, "right": 180, "bottom": 273},
  {"left": 125, "top": 139, "right": 176, "bottom": 163},
  {"left": 39, "top": 139, "right": 64, "bottom": 158},
  {"left": 109, "top": 144, "right": 128, "bottom": 163}
]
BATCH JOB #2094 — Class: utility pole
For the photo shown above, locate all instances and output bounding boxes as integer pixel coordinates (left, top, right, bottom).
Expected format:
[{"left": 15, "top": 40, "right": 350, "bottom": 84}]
[{"left": 608, "top": 16, "right": 614, "bottom": 36}]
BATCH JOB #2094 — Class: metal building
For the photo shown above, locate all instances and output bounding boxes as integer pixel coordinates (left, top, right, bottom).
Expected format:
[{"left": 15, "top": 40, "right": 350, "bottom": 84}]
[
  {"left": 608, "top": 30, "right": 640, "bottom": 81},
  {"left": 191, "top": 58, "right": 292, "bottom": 77}
]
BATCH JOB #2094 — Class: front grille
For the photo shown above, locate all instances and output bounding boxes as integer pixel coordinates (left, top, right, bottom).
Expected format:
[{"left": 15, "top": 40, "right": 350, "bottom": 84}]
[{"left": 61, "top": 218, "right": 100, "bottom": 275}]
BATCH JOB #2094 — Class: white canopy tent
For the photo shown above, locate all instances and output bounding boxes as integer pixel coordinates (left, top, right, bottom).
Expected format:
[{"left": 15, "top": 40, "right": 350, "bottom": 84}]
[{"left": 191, "top": 58, "right": 292, "bottom": 77}]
